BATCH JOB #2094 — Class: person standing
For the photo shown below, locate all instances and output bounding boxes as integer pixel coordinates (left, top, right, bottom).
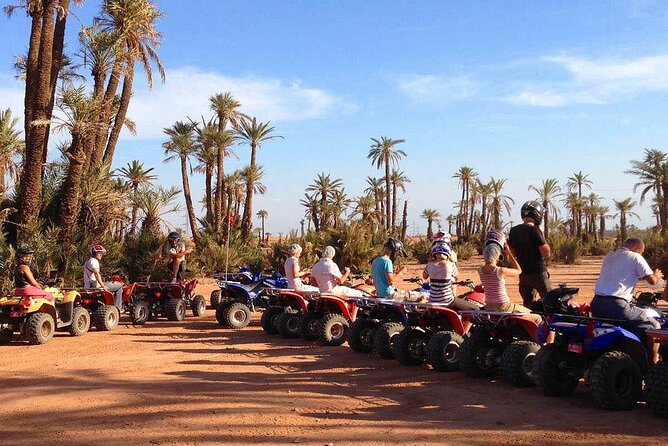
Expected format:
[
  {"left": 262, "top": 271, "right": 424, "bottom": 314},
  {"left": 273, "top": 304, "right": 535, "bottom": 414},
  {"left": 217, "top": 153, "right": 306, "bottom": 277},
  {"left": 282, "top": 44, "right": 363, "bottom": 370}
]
[{"left": 509, "top": 201, "right": 552, "bottom": 309}]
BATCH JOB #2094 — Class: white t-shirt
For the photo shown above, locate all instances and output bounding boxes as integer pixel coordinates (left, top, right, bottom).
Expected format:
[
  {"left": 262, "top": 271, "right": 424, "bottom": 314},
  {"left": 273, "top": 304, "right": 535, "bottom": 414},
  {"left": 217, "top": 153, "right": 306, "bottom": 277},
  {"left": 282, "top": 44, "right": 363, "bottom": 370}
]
[
  {"left": 284, "top": 256, "right": 303, "bottom": 290},
  {"left": 167, "top": 242, "right": 186, "bottom": 261},
  {"left": 310, "top": 258, "right": 343, "bottom": 293},
  {"left": 84, "top": 257, "right": 101, "bottom": 288},
  {"left": 594, "top": 248, "right": 653, "bottom": 301}
]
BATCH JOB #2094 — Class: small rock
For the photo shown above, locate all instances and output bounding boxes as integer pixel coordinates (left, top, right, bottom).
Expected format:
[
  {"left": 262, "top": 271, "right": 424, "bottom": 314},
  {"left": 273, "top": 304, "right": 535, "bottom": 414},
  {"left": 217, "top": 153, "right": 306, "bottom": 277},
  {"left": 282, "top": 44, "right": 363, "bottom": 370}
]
[
  {"left": 291, "top": 407, "right": 297, "bottom": 412},
  {"left": 292, "top": 439, "right": 301, "bottom": 444},
  {"left": 325, "top": 443, "right": 334, "bottom": 446}
]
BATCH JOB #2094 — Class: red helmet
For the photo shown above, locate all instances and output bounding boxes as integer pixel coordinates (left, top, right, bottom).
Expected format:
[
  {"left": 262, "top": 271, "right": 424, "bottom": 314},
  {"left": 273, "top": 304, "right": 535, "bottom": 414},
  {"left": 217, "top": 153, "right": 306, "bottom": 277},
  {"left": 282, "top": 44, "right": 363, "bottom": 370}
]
[{"left": 91, "top": 244, "right": 107, "bottom": 256}]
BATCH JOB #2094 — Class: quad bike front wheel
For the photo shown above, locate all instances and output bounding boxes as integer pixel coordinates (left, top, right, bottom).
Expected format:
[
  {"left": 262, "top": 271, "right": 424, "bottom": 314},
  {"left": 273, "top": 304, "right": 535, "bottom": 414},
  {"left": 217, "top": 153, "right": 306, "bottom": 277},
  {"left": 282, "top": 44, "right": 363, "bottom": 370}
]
[
  {"left": 278, "top": 310, "right": 301, "bottom": 338},
  {"left": 374, "top": 322, "right": 404, "bottom": 358},
  {"left": 645, "top": 362, "right": 668, "bottom": 418},
  {"left": 220, "top": 302, "right": 251, "bottom": 329},
  {"left": 589, "top": 350, "right": 642, "bottom": 411},
  {"left": 93, "top": 305, "right": 120, "bottom": 331},
  {"left": 319, "top": 313, "right": 349, "bottom": 346},
  {"left": 261, "top": 306, "right": 283, "bottom": 334},
  {"left": 131, "top": 300, "right": 150, "bottom": 325},
  {"left": 459, "top": 332, "right": 497, "bottom": 378},
  {"left": 348, "top": 318, "right": 378, "bottom": 353},
  {"left": 500, "top": 340, "right": 540, "bottom": 387},
  {"left": 535, "top": 343, "right": 580, "bottom": 396},
  {"left": 191, "top": 295, "right": 206, "bottom": 317},
  {"left": 69, "top": 306, "right": 91, "bottom": 336},
  {"left": 300, "top": 312, "right": 322, "bottom": 341},
  {"left": 394, "top": 328, "right": 429, "bottom": 366},
  {"left": 426, "top": 330, "right": 465, "bottom": 372},
  {"left": 165, "top": 298, "right": 187, "bottom": 322},
  {"left": 25, "top": 312, "right": 55, "bottom": 345},
  {"left": 210, "top": 290, "right": 221, "bottom": 309}
]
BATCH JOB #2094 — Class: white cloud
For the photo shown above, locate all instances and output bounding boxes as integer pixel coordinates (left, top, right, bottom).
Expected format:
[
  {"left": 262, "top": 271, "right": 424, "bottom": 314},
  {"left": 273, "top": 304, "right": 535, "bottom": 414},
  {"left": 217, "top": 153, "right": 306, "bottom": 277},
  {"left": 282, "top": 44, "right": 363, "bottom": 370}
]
[
  {"left": 396, "top": 74, "right": 479, "bottom": 103},
  {"left": 507, "top": 53, "right": 668, "bottom": 107}
]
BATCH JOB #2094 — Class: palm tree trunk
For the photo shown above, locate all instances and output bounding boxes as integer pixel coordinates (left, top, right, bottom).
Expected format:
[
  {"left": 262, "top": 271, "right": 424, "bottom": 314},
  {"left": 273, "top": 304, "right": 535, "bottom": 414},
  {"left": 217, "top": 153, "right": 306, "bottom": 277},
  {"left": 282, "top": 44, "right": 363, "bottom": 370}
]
[
  {"left": 23, "top": 3, "right": 43, "bottom": 144},
  {"left": 427, "top": 218, "right": 433, "bottom": 239},
  {"left": 103, "top": 59, "right": 135, "bottom": 166},
  {"left": 91, "top": 54, "right": 124, "bottom": 168},
  {"left": 261, "top": 217, "right": 265, "bottom": 243},
  {"left": 214, "top": 149, "right": 224, "bottom": 232},
  {"left": 241, "top": 178, "right": 253, "bottom": 240},
  {"left": 130, "top": 186, "right": 139, "bottom": 236},
  {"left": 620, "top": 214, "right": 627, "bottom": 242},
  {"left": 661, "top": 182, "right": 668, "bottom": 235},
  {"left": 391, "top": 184, "right": 397, "bottom": 230},
  {"left": 400, "top": 200, "right": 408, "bottom": 242},
  {"left": 385, "top": 154, "right": 391, "bottom": 231},
  {"left": 480, "top": 201, "right": 487, "bottom": 234},
  {"left": 204, "top": 164, "right": 213, "bottom": 224},
  {"left": 58, "top": 135, "right": 87, "bottom": 244},
  {"left": 542, "top": 199, "right": 549, "bottom": 241},
  {"left": 180, "top": 157, "right": 199, "bottom": 245}
]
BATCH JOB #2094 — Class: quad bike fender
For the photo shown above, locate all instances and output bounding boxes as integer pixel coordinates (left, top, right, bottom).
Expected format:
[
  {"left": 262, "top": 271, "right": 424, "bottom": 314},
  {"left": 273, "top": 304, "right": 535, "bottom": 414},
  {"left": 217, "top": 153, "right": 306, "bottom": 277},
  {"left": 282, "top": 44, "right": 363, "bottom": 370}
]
[
  {"left": 121, "top": 283, "right": 137, "bottom": 303},
  {"left": 224, "top": 283, "right": 252, "bottom": 304},
  {"left": 318, "top": 295, "right": 356, "bottom": 321},
  {"left": 184, "top": 279, "right": 198, "bottom": 295},
  {"left": 277, "top": 291, "right": 308, "bottom": 311},
  {"left": 586, "top": 326, "right": 641, "bottom": 351},
  {"left": 507, "top": 316, "right": 538, "bottom": 339},
  {"left": 429, "top": 307, "right": 465, "bottom": 334},
  {"left": 620, "top": 337, "right": 650, "bottom": 375},
  {"left": 79, "top": 289, "right": 115, "bottom": 306}
]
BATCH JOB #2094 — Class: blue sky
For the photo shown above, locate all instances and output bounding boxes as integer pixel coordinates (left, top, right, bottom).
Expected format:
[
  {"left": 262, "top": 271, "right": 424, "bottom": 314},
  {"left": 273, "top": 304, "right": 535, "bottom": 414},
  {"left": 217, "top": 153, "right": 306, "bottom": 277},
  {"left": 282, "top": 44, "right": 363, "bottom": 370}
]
[{"left": 2, "top": 0, "right": 668, "bottom": 234}]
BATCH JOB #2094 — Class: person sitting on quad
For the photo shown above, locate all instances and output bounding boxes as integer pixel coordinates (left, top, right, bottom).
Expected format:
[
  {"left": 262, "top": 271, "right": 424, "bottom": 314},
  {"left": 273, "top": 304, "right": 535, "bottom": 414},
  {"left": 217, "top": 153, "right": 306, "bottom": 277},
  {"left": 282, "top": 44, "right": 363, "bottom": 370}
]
[
  {"left": 284, "top": 244, "right": 318, "bottom": 292},
  {"left": 166, "top": 231, "right": 193, "bottom": 283},
  {"left": 592, "top": 237, "right": 664, "bottom": 364},
  {"left": 432, "top": 230, "right": 458, "bottom": 263},
  {"left": 477, "top": 235, "right": 541, "bottom": 324},
  {"left": 423, "top": 242, "right": 479, "bottom": 310},
  {"left": 371, "top": 238, "right": 407, "bottom": 298},
  {"left": 508, "top": 201, "right": 553, "bottom": 309},
  {"left": 84, "top": 245, "right": 123, "bottom": 309},
  {"left": 13, "top": 247, "right": 54, "bottom": 302},
  {"left": 310, "top": 246, "right": 365, "bottom": 297}
]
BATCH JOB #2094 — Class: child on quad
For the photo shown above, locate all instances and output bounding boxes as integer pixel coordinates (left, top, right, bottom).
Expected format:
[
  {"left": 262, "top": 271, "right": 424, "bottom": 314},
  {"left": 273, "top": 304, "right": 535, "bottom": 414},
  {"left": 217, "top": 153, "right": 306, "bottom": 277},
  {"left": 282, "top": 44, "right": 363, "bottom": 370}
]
[
  {"left": 13, "top": 247, "right": 54, "bottom": 301},
  {"left": 432, "top": 230, "right": 457, "bottom": 263},
  {"left": 371, "top": 238, "right": 407, "bottom": 298},
  {"left": 591, "top": 237, "right": 664, "bottom": 363},
  {"left": 284, "top": 244, "right": 318, "bottom": 292},
  {"left": 310, "top": 246, "right": 365, "bottom": 297},
  {"left": 166, "top": 231, "right": 194, "bottom": 283},
  {"left": 84, "top": 244, "right": 123, "bottom": 308},
  {"left": 422, "top": 243, "right": 478, "bottom": 311}
]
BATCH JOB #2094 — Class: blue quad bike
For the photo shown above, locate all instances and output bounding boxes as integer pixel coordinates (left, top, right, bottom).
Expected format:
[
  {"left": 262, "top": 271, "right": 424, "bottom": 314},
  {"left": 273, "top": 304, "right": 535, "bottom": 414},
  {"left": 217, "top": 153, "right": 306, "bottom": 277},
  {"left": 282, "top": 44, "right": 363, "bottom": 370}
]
[
  {"left": 211, "top": 269, "right": 288, "bottom": 329},
  {"left": 535, "top": 288, "right": 667, "bottom": 411}
]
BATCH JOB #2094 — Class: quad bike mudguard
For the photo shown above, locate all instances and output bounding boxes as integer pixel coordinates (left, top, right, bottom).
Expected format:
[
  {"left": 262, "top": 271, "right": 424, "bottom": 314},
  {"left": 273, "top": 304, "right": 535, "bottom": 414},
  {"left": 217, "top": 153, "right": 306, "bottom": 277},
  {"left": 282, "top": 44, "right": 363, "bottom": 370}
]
[
  {"left": 422, "top": 305, "right": 466, "bottom": 335},
  {"left": 0, "top": 295, "right": 57, "bottom": 322},
  {"left": 313, "top": 294, "right": 358, "bottom": 321},
  {"left": 275, "top": 290, "right": 310, "bottom": 312}
]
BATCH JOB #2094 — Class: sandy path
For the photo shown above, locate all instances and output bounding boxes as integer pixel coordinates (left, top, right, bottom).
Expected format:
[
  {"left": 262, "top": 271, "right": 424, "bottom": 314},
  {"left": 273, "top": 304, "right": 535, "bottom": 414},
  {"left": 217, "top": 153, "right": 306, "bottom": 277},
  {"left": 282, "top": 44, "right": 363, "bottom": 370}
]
[{"left": 1, "top": 256, "right": 666, "bottom": 446}]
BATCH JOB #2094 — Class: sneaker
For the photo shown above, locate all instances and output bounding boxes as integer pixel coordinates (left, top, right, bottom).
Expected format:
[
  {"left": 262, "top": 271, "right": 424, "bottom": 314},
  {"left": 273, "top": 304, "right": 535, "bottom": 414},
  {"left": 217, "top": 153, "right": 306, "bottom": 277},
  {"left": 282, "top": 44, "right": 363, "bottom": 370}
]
[{"left": 169, "top": 278, "right": 177, "bottom": 284}]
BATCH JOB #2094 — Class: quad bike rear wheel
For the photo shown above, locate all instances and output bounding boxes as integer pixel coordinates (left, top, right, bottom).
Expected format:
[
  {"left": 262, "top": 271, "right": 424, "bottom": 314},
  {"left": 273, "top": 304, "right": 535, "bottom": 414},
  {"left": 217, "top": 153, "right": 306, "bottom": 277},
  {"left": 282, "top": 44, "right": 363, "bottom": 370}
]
[
  {"left": 0, "top": 325, "right": 13, "bottom": 344},
  {"left": 165, "top": 298, "right": 187, "bottom": 321},
  {"left": 348, "top": 318, "right": 378, "bottom": 353},
  {"left": 459, "top": 332, "right": 497, "bottom": 378},
  {"left": 261, "top": 306, "right": 283, "bottom": 334},
  {"left": 374, "top": 322, "right": 404, "bottom": 358},
  {"left": 299, "top": 312, "right": 322, "bottom": 341},
  {"left": 191, "top": 295, "right": 206, "bottom": 317},
  {"left": 319, "top": 313, "right": 349, "bottom": 346},
  {"left": 500, "top": 340, "right": 540, "bottom": 387},
  {"left": 645, "top": 362, "right": 668, "bottom": 418},
  {"left": 535, "top": 343, "right": 580, "bottom": 396},
  {"left": 210, "top": 290, "right": 221, "bottom": 309},
  {"left": 589, "top": 350, "right": 642, "bottom": 411},
  {"left": 25, "top": 312, "right": 55, "bottom": 345},
  {"left": 221, "top": 302, "right": 251, "bottom": 329},
  {"left": 426, "top": 330, "right": 465, "bottom": 372},
  {"left": 278, "top": 310, "right": 301, "bottom": 338},
  {"left": 394, "top": 328, "right": 429, "bottom": 366},
  {"left": 93, "top": 305, "right": 120, "bottom": 331},
  {"left": 69, "top": 306, "right": 91, "bottom": 336},
  {"left": 131, "top": 300, "right": 150, "bottom": 325}
]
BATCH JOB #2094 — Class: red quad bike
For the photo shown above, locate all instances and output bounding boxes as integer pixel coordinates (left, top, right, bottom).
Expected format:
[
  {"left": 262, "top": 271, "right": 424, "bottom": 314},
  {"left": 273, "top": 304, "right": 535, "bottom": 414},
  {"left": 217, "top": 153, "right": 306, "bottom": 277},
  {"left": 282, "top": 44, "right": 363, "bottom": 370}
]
[
  {"left": 299, "top": 293, "right": 360, "bottom": 346},
  {"left": 645, "top": 328, "right": 668, "bottom": 418},
  {"left": 76, "top": 281, "right": 137, "bottom": 331},
  {"left": 260, "top": 289, "right": 317, "bottom": 338},
  {"left": 393, "top": 280, "right": 486, "bottom": 371},
  {"left": 458, "top": 310, "right": 541, "bottom": 387},
  {"left": 129, "top": 279, "right": 205, "bottom": 325}
]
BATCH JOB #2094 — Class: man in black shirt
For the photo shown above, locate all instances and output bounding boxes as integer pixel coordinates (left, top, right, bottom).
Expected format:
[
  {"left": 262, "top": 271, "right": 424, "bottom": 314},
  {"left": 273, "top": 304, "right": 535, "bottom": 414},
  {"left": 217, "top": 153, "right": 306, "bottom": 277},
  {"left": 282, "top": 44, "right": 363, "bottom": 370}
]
[{"left": 508, "top": 201, "right": 553, "bottom": 309}]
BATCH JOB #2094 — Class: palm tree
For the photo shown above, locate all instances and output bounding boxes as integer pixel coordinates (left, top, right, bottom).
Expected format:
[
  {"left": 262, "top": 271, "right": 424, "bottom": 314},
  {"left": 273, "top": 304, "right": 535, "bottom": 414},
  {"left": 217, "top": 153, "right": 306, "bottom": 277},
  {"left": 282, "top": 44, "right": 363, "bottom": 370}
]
[
  {"left": 364, "top": 176, "right": 385, "bottom": 223},
  {"left": 118, "top": 160, "right": 157, "bottom": 235},
  {"left": 489, "top": 178, "right": 514, "bottom": 229},
  {"left": 210, "top": 92, "right": 246, "bottom": 231},
  {"left": 528, "top": 178, "right": 562, "bottom": 242},
  {"left": 598, "top": 206, "right": 609, "bottom": 239},
  {"left": 0, "top": 108, "right": 23, "bottom": 197},
  {"left": 136, "top": 185, "right": 181, "bottom": 235},
  {"left": 306, "top": 173, "right": 343, "bottom": 231},
  {"left": 566, "top": 171, "right": 593, "bottom": 240},
  {"left": 389, "top": 169, "right": 410, "bottom": 229},
  {"left": 613, "top": 198, "right": 639, "bottom": 242},
  {"left": 236, "top": 117, "right": 282, "bottom": 239},
  {"left": 626, "top": 149, "right": 668, "bottom": 234},
  {"left": 192, "top": 117, "right": 219, "bottom": 224},
  {"left": 300, "top": 192, "right": 320, "bottom": 232},
  {"left": 330, "top": 188, "right": 351, "bottom": 228},
  {"left": 421, "top": 209, "right": 441, "bottom": 239},
  {"left": 239, "top": 164, "right": 266, "bottom": 239},
  {"left": 257, "top": 210, "right": 268, "bottom": 243},
  {"left": 453, "top": 166, "right": 477, "bottom": 237},
  {"left": 446, "top": 214, "right": 456, "bottom": 235},
  {"left": 476, "top": 179, "right": 493, "bottom": 234},
  {"left": 562, "top": 192, "right": 584, "bottom": 237},
  {"left": 367, "top": 137, "right": 407, "bottom": 230},
  {"left": 352, "top": 195, "right": 378, "bottom": 224},
  {"left": 163, "top": 121, "right": 199, "bottom": 245}
]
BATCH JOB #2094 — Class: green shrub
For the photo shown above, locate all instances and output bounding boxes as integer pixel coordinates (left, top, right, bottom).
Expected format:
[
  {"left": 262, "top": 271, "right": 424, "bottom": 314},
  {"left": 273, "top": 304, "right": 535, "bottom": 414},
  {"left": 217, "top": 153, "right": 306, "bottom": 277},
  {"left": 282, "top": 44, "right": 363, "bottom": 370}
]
[
  {"left": 454, "top": 241, "right": 476, "bottom": 261},
  {"left": 549, "top": 233, "right": 582, "bottom": 265}
]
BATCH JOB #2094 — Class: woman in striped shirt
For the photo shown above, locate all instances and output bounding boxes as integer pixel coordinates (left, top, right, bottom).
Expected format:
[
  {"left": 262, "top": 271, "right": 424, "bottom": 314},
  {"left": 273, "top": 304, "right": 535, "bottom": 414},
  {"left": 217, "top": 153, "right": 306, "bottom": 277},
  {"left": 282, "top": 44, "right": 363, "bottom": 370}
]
[
  {"left": 478, "top": 241, "right": 541, "bottom": 323},
  {"left": 423, "top": 243, "right": 480, "bottom": 311}
]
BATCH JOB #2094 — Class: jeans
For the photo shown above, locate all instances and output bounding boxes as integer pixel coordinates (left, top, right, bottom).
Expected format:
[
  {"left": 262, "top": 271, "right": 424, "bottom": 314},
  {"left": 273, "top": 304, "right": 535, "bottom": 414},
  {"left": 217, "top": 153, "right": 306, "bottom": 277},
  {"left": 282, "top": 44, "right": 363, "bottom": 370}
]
[
  {"left": 519, "top": 271, "right": 553, "bottom": 308},
  {"left": 91, "top": 281, "right": 123, "bottom": 309}
]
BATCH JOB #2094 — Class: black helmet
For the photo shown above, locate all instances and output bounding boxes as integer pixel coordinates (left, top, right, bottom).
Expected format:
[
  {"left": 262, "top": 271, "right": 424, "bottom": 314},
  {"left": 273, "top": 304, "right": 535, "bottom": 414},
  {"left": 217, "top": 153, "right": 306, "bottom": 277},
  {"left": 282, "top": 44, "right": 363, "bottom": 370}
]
[
  {"left": 520, "top": 201, "right": 544, "bottom": 223},
  {"left": 542, "top": 286, "right": 579, "bottom": 314},
  {"left": 383, "top": 238, "right": 407, "bottom": 261},
  {"left": 167, "top": 231, "right": 180, "bottom": 240},
  {"left": 16, "top": 246, "right": 34, "bottom": 257}
]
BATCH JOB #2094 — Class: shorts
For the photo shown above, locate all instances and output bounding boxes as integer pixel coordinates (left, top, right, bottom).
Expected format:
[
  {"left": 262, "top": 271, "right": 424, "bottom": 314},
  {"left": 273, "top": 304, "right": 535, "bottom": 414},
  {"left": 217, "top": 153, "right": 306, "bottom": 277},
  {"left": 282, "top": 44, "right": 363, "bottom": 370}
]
[
  {"left": 484, "top": 301, "right": 542, "bottom": 324},
  {"left": 591, "top": 295, "right": 657, "bottom": 338}
]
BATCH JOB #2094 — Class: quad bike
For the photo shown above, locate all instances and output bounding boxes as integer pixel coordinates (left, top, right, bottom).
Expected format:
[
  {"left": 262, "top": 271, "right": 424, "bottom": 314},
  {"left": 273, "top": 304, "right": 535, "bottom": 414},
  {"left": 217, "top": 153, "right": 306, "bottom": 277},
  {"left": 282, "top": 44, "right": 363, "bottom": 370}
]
[
  {"left": 347, "top": 295, "right": 404, "bottom": 356},
  {"left": 393, "top": 280, "right": 486, "bottom": 371},
  {"left": 458, "top": 310, "right": 541, "bottom": 386},
  {"left": 210, "top": 268, "right": 287, "bottom": 308},
  {"left": 645, "top": 327, "right": 668, "bottom": 418},
  {"left": 260, "top": 289, "right": 317, "bottom": 337},
  {"left": 213, "top": 271, "right": 288, "bottom": 329},
  {"left": 534, "top": 288, "right": 665, "bottom": 411},
  {"left": 129, "top": 279, "right": 205, "bottom": 325},
  {"left": 75, "top": 282, "right": 137, "bottom": 331},
  {"left": 0, "top": 287, "right": 90, "bottom": 345},
  {"left": 299, "top": 292, "right": 361, "bottom": 346}
]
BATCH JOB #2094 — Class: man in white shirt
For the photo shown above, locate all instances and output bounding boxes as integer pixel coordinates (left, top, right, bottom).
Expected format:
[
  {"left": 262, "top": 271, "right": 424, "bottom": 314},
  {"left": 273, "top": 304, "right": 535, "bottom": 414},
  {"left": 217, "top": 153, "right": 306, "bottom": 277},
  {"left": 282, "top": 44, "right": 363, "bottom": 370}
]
[
  {"left": 84, "top": 245, "right": 123, "bottom": 308},
  {"left": 310, "top": 246, "right": 364, "bottom": 297},
  {"left": 592, "top": 237, "right": 663, "bottom": 363}
]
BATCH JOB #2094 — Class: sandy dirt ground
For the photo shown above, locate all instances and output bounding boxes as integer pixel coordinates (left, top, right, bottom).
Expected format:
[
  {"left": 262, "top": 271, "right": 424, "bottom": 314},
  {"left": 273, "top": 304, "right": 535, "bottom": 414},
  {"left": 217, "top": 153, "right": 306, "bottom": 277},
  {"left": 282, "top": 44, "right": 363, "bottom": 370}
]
[{"left": 1, "top": 256, "right": 667, "bottom": 446}]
